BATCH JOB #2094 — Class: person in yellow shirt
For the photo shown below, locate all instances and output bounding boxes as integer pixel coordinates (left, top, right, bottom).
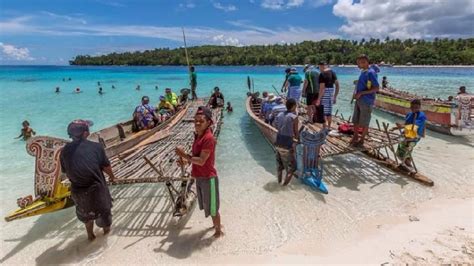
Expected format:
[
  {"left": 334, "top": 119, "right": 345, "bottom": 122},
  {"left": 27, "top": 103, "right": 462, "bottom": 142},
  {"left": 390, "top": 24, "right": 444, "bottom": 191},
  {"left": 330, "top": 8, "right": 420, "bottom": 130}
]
[
  {"left": 165, "top": 88, "right": 178, "bottom": 107},
  {"left": 156, "top": 95, "right": 175, "bottom": 122}
]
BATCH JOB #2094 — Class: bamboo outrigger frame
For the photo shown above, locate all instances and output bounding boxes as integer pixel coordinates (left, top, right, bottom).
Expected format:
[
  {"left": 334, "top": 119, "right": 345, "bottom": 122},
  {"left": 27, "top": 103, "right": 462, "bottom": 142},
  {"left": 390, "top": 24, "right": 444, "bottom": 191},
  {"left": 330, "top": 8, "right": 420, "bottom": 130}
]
[
  {"left": 246, "top": 87, "right": 434, "bottom": 187},
  {"left": 5, "top": 99, "right": 224, "bottom": 222}
]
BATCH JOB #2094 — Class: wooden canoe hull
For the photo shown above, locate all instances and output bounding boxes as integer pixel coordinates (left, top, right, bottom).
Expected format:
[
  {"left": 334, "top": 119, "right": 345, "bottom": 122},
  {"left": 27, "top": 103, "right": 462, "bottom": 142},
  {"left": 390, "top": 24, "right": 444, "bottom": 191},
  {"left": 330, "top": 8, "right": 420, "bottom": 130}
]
[
  {"left": 375, "top": 89, "right": 474, "bottom": 136},
  {"left": 4, "top": 105, "right": 189, "bottom": 222},
  {"left": 246, "top": 96, "right": 277, "bottom": 147}
]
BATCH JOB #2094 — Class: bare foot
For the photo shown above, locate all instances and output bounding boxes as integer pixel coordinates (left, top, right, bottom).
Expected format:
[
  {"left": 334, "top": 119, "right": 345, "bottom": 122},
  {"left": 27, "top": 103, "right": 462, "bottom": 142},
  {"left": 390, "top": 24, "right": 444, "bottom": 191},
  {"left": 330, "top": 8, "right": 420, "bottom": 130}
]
[
  {"left": 213, "top": 230, "right": 224, "bottom": 238},
  {"left": 87, "top": 233, "right": 96, "bottom": 241},
  {"left": 103, "top": 226, "right": 111, "bottom": 235}
]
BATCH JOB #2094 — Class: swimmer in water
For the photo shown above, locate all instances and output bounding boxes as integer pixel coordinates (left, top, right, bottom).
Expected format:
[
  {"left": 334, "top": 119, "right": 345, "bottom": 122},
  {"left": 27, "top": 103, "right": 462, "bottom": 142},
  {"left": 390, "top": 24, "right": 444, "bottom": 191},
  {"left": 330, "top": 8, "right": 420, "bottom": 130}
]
[
  {"left": 97, "top": 81, "right": 101, "bottom": 86},
  {"left": 99, "top": 87, "right": 104, "bottom": 95},
  {"left": 136, "top": 85, "right": 141, "bottom": 91},
  {"left": 55, "top": 87, "right": 60, "bottom": 93},
  {"left": 75, "top": 88, "right": 82, "bottom": 93},
  {"left": 155, "top": 85, "right": 159, "bottom": 90},
  {"left": 15, "top": 120, "right": 36, "bottom": 141},
  {"left": 68, "top": 77, "right": 72, "bottom": 81},
  {"left": 112, "top": 85, "right": 116, "bottom": 89}
]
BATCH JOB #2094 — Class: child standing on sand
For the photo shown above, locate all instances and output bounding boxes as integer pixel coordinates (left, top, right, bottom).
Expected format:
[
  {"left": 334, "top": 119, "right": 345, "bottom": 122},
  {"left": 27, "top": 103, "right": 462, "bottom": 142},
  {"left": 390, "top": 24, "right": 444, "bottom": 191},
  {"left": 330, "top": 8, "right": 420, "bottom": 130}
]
[{"left": 15, "top": 120, "right": 36, "bottom": 141}]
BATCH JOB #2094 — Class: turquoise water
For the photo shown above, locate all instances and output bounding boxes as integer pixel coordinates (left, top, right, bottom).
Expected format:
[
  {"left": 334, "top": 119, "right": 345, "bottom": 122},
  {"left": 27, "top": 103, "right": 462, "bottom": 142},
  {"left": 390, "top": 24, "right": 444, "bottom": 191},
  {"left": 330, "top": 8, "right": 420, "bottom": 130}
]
[{"left": 0, "top": 65, "right": 473, "bottom": 215}]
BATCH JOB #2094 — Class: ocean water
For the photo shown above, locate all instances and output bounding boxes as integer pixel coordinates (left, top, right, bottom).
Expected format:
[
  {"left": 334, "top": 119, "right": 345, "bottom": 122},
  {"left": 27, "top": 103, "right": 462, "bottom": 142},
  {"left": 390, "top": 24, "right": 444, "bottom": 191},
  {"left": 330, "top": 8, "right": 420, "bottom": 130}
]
[
  {"left": 0, "top": 65, "right": 473, "bottom": 208},
  {"left": 0, "top": 66, "right": 473, "bottom": 263}
]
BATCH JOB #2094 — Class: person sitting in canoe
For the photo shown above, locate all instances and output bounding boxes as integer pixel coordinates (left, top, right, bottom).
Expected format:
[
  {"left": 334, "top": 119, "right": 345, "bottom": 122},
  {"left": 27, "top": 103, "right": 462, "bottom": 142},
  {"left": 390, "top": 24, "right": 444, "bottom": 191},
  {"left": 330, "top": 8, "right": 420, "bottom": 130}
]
[
  {"left": 165, "top": 88, "right": 179, "bottom": 108},
  {"left": 269, "top": 97, "right": 286, "bottom": 126},
  {"left": 208, "top": 86, "right": 225, "bottom": 109},
  {"left": 60, "top": 119, "right": 116, "bottom": 241},
  {"left": 262, "top": 94, "right": 276, "bottom": 123},
  {"left": 274, "top": 98, "right": 299, "bottom": 185},
  {"left": 178, "top": 88, "right": 190, "bottom": 107},
  {"left": 15, "top": 120, "right": 36, "bottom": 141},
  {"left": 391, "top": 99, "right": 426, "bottom": 172},
  {"left": 156, "top": 95, "right": 175, "bottom": 122},
  {"left": 133, "top": 96, "right": 158, "bottom": 131}
]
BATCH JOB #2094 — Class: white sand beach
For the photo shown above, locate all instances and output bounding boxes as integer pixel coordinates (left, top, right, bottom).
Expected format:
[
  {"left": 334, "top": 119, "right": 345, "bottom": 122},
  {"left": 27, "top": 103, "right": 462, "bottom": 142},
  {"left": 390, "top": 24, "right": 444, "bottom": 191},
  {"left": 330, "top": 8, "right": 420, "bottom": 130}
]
[{"left": 1, "top": 125, "right": 473, "bottom": 265}]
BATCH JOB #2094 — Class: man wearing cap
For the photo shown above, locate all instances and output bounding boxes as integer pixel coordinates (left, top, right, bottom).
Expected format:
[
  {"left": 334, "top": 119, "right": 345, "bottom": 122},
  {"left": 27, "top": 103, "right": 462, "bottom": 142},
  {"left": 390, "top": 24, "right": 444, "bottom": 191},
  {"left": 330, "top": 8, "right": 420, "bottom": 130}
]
[
  {"left": 302, "top": 64, "right": 320, "bottom": 120},
  {"left": 133, "top": 96, "right": 158, "bottom": 131},
  {"left": 351, "top": 54, "right": 380, "bottom": 147},
  {"left": 284, "top": 67, "right": 303, "bottom": 103},
  {"left": 60, "top": 120, "right": 116, "bottom": 241},
  {"left": 165, "top": 88, "right": 179, "bottom": 107},
  {"left": 175, "top": 106, "right": 223, "bottom": 238}
]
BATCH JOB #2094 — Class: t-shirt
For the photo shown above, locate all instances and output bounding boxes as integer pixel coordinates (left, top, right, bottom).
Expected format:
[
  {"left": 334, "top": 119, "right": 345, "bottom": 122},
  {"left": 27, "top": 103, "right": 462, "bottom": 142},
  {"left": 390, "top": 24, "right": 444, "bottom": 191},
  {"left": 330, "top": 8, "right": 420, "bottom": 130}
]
[
  {"left": 134, "top": 104, "right": 155, "bottom": 126},
  {"left": 191, "top": 128, "right": 217, "bottom": 178},
  {"left": 287, "top": 73, "right": 302, "bottom": 87},
  {"left": 318, "top": 69, "right": 338, "bottom": 88},
  {"left": 157, "top": 101, "right": 174, "bottom": 111},
  {"left": 165, "top": 92, "right": 178, "bottom": 107},
  {"left": 210, "top": 92, "right": 224, "bottom": 108},
  {"left": 60, "top": 139, "right": 110, "bottom": 193},
  {"left": 190, "top": 72, "right": 197, "bottom": 86},
  {"left": 356, "top": 69, "right": 380, "bottom": 106},
  {"left": 305, "top": 69, "right": 320, "bottom": 94},
  {"left": 275, "top": 111, "right": 297, "bottom": 149},
  {"left": 405, "top": 111, "right": 426, "bottom": 138}
]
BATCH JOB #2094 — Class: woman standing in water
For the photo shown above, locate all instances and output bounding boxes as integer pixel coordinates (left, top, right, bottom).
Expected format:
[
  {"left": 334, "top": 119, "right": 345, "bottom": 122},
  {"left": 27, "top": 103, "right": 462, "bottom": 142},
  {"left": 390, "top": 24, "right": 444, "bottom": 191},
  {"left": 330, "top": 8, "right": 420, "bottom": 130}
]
[{"left": 175, "top": 106, "right": 223, "bottom": 238}]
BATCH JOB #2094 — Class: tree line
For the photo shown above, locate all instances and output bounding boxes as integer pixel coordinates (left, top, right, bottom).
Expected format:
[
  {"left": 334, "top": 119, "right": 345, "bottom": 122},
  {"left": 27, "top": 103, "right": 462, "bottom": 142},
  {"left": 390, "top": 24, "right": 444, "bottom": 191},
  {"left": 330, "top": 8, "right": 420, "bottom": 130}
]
[{"left": 70, "top": 38, "right": 474, "bottom": 66}]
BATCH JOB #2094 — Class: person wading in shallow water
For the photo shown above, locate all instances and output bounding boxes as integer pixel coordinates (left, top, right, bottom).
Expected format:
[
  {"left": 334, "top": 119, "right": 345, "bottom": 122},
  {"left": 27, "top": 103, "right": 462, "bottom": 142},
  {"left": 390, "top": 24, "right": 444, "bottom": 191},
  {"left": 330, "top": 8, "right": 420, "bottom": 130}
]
[
  {"left": 175, "top": 106, "right": 223, "bottom": 238},
  {"left": 60, "top": 120, "right": 116, "bottom": 241}
]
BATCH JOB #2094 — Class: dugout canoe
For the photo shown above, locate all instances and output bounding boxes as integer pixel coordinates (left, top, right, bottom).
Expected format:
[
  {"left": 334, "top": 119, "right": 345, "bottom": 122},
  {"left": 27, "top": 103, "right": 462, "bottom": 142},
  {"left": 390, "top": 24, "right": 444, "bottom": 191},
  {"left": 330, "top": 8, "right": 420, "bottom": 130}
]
[
  {"left": 5, "top": 104, "right": 189, "bottom": 222},
  {"left": 375, "top": 88, "right": 474, "bottom": 136}
]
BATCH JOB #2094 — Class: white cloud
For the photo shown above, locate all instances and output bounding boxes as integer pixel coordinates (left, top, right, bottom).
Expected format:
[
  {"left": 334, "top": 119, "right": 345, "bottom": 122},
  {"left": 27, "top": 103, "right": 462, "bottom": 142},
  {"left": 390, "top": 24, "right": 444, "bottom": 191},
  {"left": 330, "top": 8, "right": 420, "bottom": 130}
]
[
  {"left": 0, "top": 14, "right": 339, "bottom": 47},
  {"left": 0, "top": 42, "right": 34, "bottom": 61},
  {"left": 213, "top": 2, "right": 238, "bottom": 12},
  {"left": 179, "top": 2, "right": 196, "bottom": 9},
  {"left": 333, "top": 0, "right": 474, "bottom": 39},
  {"left": 212, "top": 34, "right": 241, "bottom": 46},
  {"left": 261, "top": 0, "right": 332, "bottom": 10}
]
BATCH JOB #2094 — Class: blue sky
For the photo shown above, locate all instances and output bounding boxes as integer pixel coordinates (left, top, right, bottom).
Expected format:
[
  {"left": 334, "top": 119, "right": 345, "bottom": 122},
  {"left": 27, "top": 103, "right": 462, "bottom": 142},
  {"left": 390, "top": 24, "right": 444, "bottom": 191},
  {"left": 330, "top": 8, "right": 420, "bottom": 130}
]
[{"left": 1, "top": 0, "right": 473, "bottom": 65}]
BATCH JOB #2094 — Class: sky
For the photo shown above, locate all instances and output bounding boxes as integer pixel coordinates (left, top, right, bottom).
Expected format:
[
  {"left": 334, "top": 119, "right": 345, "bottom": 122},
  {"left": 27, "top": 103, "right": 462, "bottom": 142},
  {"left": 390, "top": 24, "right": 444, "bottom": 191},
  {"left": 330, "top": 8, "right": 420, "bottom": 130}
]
[{"left": 0, "top": 0, "right": 473, "bottom": 65}]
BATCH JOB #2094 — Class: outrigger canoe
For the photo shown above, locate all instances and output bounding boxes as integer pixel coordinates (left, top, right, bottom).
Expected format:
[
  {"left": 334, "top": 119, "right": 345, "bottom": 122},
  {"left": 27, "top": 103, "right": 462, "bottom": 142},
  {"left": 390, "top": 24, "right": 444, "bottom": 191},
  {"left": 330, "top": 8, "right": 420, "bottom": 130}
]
[
  {"left": 5, "top": 104, "right": 189, "bottom": 222},
  {"left": 375, "top": 88, "right": 474, "bottom": 136}
]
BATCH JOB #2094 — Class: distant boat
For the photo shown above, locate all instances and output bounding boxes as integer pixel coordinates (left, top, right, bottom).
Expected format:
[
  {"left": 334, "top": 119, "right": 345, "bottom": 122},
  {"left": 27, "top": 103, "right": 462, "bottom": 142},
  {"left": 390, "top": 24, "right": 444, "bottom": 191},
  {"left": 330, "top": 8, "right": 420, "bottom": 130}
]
[
  {"left": 379, "top": 61, "right": 393, "bottom": 67},
  {"left": 375, "top": 88, "right": 474, "bottom": 136}
]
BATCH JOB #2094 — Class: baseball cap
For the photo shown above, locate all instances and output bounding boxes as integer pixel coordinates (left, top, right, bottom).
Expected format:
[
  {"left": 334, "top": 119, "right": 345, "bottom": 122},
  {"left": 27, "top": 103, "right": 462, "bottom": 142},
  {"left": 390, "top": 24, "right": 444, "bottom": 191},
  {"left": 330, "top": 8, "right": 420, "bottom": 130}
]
[
  {"left": 195, "top": 106, "right": 213, "bottom": 123},
  {"left": 159, "top": 95, "right": 165, "bottom": 100}
]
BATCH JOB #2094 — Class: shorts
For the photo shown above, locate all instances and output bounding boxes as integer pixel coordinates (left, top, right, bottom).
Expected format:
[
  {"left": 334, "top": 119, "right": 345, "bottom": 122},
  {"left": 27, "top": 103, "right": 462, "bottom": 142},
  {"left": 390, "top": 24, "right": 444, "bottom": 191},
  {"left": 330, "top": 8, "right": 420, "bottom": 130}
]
[
  {"left": 396, "top": 140, "right": 418, "bottom": 160},
  {"left": 306, "top": 93, "right": 318, "bottom": 106},
  {"left": 352, "top": 99, "right": 373, "bottom": 127},
  {"left": 71, "top": 183, "right": 112, "bottom": 227},
  {"left": 276, "top": 147, "right": 296, "bottom": 174},
  {"left": 288, "top": 86, "right": 302, "bottom": 103},
  {"left": 321, "top": 87, "right": 335, "bottom": 116},
  {"left": 195, "top": 177, "right": 220, "bottom": 217}
]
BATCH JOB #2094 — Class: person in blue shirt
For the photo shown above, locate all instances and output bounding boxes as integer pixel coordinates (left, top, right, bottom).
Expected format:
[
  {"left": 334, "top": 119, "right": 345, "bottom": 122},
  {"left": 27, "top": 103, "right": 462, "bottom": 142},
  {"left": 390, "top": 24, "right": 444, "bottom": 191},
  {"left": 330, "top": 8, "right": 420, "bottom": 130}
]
[
  {"left": 351, "top": 54, "right": 380, "bottom": 147},
  {"left": 392, "top": 99, "right": 426, "bottom": 170}
]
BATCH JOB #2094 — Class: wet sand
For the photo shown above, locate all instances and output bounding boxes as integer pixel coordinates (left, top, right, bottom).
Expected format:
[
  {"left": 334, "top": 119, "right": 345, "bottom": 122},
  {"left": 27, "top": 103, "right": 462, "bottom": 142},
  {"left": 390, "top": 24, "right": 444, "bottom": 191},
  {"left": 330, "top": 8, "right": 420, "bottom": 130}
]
[{"left": 1, "top": 126, "right": 473, "bottom": 264}]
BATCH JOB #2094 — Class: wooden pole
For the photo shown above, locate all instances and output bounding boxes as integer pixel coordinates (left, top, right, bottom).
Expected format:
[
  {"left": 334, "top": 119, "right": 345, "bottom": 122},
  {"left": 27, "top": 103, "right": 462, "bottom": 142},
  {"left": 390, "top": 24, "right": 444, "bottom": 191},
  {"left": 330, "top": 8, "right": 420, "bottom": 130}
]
[{"left": 182, "top": 28, "right": 191, "bottom": 68}]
